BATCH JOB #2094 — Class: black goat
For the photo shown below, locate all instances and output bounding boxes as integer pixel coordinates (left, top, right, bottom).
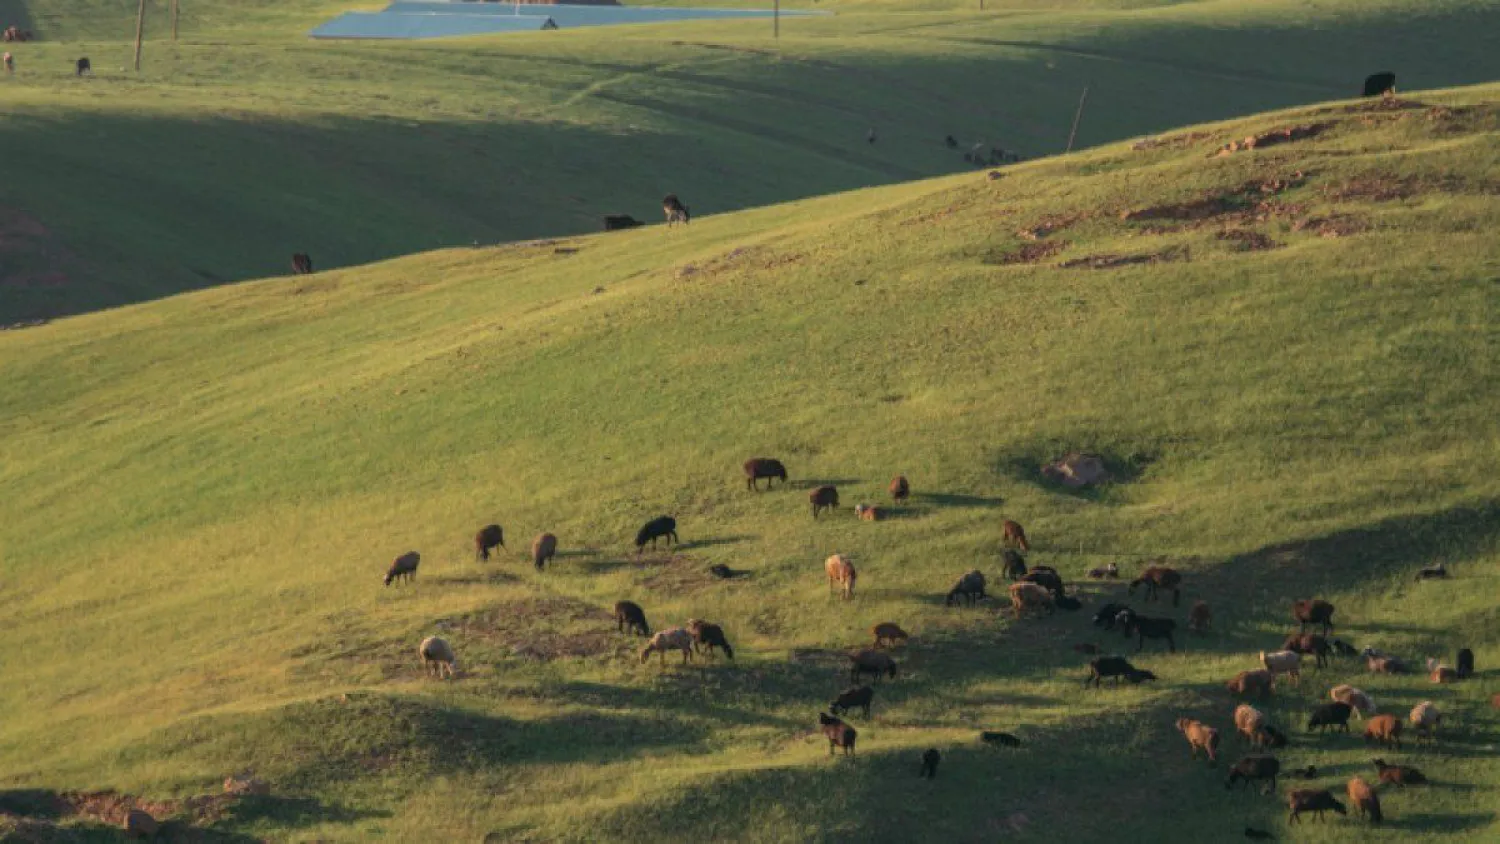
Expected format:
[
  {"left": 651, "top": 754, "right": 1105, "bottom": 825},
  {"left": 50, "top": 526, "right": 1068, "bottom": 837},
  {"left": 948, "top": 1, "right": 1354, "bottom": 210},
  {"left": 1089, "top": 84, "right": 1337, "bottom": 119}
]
[
  {"left": 613, "top": 600, "right": 650, "bottom": 636},
  {"left": 634, "top": 515, "right": 678, "bottom": 553},
  {"left": 1122, "top": 615, "right": 1177, "bottom": 652},
  {"left": 830, "top": 686, "right": 874, "bottom": 718},
  {"left": 1307, "top": 702, "right": 1353, "bottom": 733},
  {"left": 1001, "top": 549, "right": 1027, "bottom": 581},
  {"left": 1225, "top": 755, "right": 1280, "bottom": 793}
]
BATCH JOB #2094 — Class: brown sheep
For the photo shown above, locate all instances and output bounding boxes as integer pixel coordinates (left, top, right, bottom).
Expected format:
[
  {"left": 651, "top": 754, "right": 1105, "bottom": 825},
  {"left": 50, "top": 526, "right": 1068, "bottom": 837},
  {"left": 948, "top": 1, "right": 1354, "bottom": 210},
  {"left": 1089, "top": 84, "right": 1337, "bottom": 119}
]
[
  {"left": 810, "top": 485, "right": 839, "bottom": 518},
  {"left": 1234, "top": 704, "right": 1266, "bottom": 746},
  {"left": 474, "top": 524, "right": 505, "bottom": 561},
  {"left": 1430, "top": 665, "right": 1459, "bottom": 684},
  {"left": 743, "top": 457, "right": 788, "bottom": 490},
  {"left": 1282, "top": 633, "right": 1332, "bottom": 668},
  {"left": 1347, "top": 776, "right": 1382, "bottom": 823},
  {"left": 686, "top": 619, "right": 735, "bottom": 660},
  {"left": 1001, "top": 519, "right": 1030, "bottom": 551},
  {"left": 871, "top": 622, "right": 909, "bottom": 648},
  {"left": 640, "top": 628, "right": 694, "bottom": 665},
  {"left": 1372, "top": 758, "right": 1427, "bottom": 786},
  {"left": 1187, "top": 600, "right": 1212, "bottom": 634},
  {"left": 854, "top": 503, "right": 882, "bottom": 522},
  {"left": 1409, "top": 701, "right": 1441, "bottom": 741},
  {"left": 849, "top": 649, "right": 897, "bottom": 684},
  {"left": 890, "top": 475, "right": 910, "bottom": 503},
  {"left": 290, "top": 252, "right": 313, "bottom": 275},
  {"left": 1293, "top": 599, "right": 1335, "bottom": 635},
  {"left": 384, "top": 551, "right": 420, "bottom": 586},
  {"left": 1176, "top": 717, "right": 1219, "bottom": 763},
  {"left": 1226, "top": 669, "right": 1276, "bottom": 699},
  {"left": 819, "top": 712, "right": 857, "bottom": 756},
  {"left": 1128, "top": 565, "right": 1182, "bottom": 606},
  {"left": 1009, "top": 582, "right": 1054, "bottom": 618},
  {"left": 1288, "top": 789, "right": 1346, "bottom": 823},
  {"left": 531, "top": 532, "right": 557, "bottom": 570},
  {"left": 1363, "top": 714, "right": 1403, "bottom": 749},
  {"left": 825, "top": 554, "right": 857, "bottom": 600}
]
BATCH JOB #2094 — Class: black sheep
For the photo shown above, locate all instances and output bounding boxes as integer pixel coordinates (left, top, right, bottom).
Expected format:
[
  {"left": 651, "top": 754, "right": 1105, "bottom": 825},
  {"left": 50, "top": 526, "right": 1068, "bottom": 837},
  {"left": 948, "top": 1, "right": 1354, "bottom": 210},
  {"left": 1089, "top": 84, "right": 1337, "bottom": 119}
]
[
  {"left": 1084, "top": 656, "right": 1156, "bottom": 687},
  {"left": 819, "top": 712, "right": 857, "bottom": 756},
  {"left": 1225, "top": 755, "right": 1280, "bottom": 793},
  {"left": 920, "top": 748, "right": 941, "bottom": 778},
  {"left": 1457, "top": 648, "right": 1474, "bottom": 679},
  {"left": 830, "top": 685, "right": 874, "bottom": 718},
  {"left": 1287, "top": 789, "right": 1346, "bottom": 824},
  {"left": 1362, "top": 72, "right": 1396, "bottom": 97},
  {"left": 613, "top": 600, "right": 650, "bottom": 636},
  {"left": 946, "top": 570, "right": 987, "bottom": 606},
  {"left": 1001, "top": 549, "right": 1027, "bottom": 581},
  {"left": 662, "top": 194, "right": 690, "bottom": 226},
  {"left": 634, "top": 515, "right": 678, "bottom": 553},
  {"left": 743, "top": 457, "right": 788, "bottom": 491},
  {"left": 1331, "top": 638, "right": 1358, "bottom": 658},
  {"left": 1122, "top": 615, "right": 1177, "bottom": 652},
  {"left": 980, "top": 731, "right": 1022, "bottom": 747},
  {"left": 383, "top": 551, "right": 420, "bottom": 586},
  {"left": 1093, "top": 603, "right": 1130, "bottom": 630},
  {"left": 1292, "top": 599, "right": 1335, "bottom": 635},
  {"left": 1307, "top": 702, "right": 1353, "bottom": 733},
  {"left": 1020, "top": 568, "right": 1064, "bottom": 598}
]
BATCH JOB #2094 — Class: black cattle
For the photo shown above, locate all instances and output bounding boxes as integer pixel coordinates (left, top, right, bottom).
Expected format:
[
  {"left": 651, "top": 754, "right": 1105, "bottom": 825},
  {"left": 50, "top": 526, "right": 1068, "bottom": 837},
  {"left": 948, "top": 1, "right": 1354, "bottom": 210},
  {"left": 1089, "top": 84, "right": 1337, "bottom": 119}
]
[{"left": 1362, "top": 72, "right": 1396, "bottom": 97}]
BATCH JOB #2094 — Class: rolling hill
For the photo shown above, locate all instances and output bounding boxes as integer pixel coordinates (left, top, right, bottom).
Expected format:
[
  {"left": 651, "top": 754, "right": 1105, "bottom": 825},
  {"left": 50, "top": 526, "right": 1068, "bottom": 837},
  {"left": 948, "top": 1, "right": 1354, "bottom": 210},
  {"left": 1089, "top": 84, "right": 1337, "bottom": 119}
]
[{"left": 1, "top": 75, "right": 1498, "bottom": 840}]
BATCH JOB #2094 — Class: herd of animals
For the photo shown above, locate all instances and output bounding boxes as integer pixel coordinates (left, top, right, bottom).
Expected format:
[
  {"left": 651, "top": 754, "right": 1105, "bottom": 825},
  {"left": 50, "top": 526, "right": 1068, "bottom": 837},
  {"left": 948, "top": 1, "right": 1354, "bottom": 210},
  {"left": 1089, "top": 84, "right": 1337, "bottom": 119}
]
[{"left": 381, "top": 455, "right": 1491, "bottom": 838}]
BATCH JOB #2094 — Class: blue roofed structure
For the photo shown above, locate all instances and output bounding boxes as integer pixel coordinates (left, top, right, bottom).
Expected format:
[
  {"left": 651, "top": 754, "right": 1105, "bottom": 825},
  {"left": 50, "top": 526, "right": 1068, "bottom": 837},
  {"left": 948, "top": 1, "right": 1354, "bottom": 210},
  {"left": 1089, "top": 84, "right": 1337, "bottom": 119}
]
[
  {"left": 309, "top": 2, "right": 822, "bottom": 40},
  {"left": 310, "top": 11, "right": 557, "bottom": 39}
]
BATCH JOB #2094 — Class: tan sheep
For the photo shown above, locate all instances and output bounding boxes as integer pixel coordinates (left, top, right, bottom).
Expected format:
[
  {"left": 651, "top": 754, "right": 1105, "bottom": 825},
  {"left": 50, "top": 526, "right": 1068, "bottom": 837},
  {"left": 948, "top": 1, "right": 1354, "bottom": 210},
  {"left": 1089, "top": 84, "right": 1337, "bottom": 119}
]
[
  {"left": 1330, "top": 684, "right": 1376, "bottom": 718},
  {"left": 1363, "top": 714, "right": 1403, "bottom": 749},
  {"left": 825, "top": 554, "right": 857, "bottom": 600},
  {"left": 640, "top": 628, "right": 695, "bottom": 665},
  {"left": 1409, "top": 701, "right": 1441, "bottom": 741},
  {"left": 1260, "top": 650, "right": 1302, "bottom": 686},
  {"left": 1008, "top": 582, "right": 1054, "bottom": 618},
  {"left": 419, "top": 636, "right": 458, "bottom": 679},
  {"left": 1176, "top": 717, "right": 1219, "bottom": 763},
  {"left": 1226, "top": 669, "right": 1276, "bottom": 699}
]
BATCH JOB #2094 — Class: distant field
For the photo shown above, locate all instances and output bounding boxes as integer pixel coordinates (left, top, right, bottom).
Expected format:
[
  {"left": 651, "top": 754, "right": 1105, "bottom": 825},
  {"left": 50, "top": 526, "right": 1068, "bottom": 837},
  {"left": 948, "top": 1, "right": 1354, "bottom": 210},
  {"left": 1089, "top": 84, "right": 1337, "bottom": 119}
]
[
  {"left": 1, "top": 78, "right": 1497, "bottom": 840},
  {"left": 1, "top": 0, "right": 1498, "bottom": 320}
]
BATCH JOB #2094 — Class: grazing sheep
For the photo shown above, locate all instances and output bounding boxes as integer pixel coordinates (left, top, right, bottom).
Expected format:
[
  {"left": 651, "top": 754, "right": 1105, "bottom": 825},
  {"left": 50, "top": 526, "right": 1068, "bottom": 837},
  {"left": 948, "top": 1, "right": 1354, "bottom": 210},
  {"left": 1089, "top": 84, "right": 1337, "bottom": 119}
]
[
  {"left": 419, "top": 636, "right": 458, "bottom": 679},
  {"left": 1415, "top": 562, "right": 1447, "bottom": 580},
  {"left": 634, "top": 515, "right": 678, "bottom": 553},
  {"left": 1020, "top": 566, "right": 1064, "bottom": 598},
  {"left": 1226, "top": 670, "right": 1276, "bottom": 699},
  {"left": 1177, "top": 718, "right": 1219, "bottom": 763},
  {"left": 826, "top": 554, "right": 857, "bottom": 600},
  {"left": 849, "top": 649, "right": 897, "bottom": 684},
  {"left": 980, "top": 731, "right": 1022, "bottom": 747},
  {"left": 890, "top": 475, "right": 910, "bottom": 503},
  {"left": 1235, "top": 704, "right": 1268, "bottom": 746},
  {"left": 1088, "top": 563, "right": 1120, "bottom": 579},
  {"left": 663, "top": 194, "right": 690, "bottom": 226},
  {"left": 1347, "top": 776, "right": 1382, "bottom": 823},
  {"left": 743, "top": 457, "right": 787, "bottom": 491},
  {"left": 830, "top": 685, "right": 874, "bottom": 718},
  {"left": 1260, "top": 651, "right": 1302, "bottom": 686},
  {"left": 945, "top": 570, "right": 988, "bottom": 607},
  {"left": 1372, "top": 758, "right": 1427, "bottom": 786},
  {"left": 1128, "top": 566, "right": 1182, "bottom": 607},
  {"left": 1009, "top": 582, "right": 1055, "bottom": 618},
  {"left": 920, "top": 748, "right": 941, "bottom": 778},
  {"left": 686, "top": 619, "right": 735, "bottom": 660},
  {"left": 290, "top": 252, "right": 313, "bottom": 275},
  {"left": 531, "top": 533, "right": 557, "bottom": 571},
  {"left": 640, "top": 628, "right": 695, "bottom": 665},
  {"left": 1457, "top": 648, "right": 1474, "bottom": 679},
  {"left": 819, "top": 712, "right": 857, "bottom": 756},
  {"left": 1292, "top": 599, "right": 1335, "bottom": 635},
  {"left": 1307, "top": 702, "right": 1354, "bottom": 734},
  {"left": 871, "top": 622, "right": 909, "bottom": 648},
  {"left": 1281, "top": 633, "right": 1331, "bottom": 668},
  {"left": 1123, "top": 615, "right": 1176, "bottom": 652},
  {"left": 1084, "top": 656, "right": 1156, "bottom": 687},
  {"left": 474, "top": 524, "right": 505, "bottom": 561},
  {"left": 1225, "top": 755, "right": 1280, "bottom": 793},
  {"left": 1408, "top": 701, "right": 1440, "bottom": 741},
  {"left": 1367, "top": 655, "right": 1407, "bottom": 674},
  {"left": 384, "top": 551, "right": 420, "bottom": 586},
  {"left": 1288, "top": 789, "right": 1346, "bottom": 824},
  {"left": 1054, "top": 593, "right": 1083, "bottom": 612},
  {"left": 124, "top": 809, "right": 159, "bottom": 839},
  {"left": 614, "top": 601, "right": 650, "bottom": 636},
  {"left": 805, "top": 484, "right": 841, "bottom": 518},
  {"left": 1093, "top": 603, "right": 1130, "bottom": 630},
  {"left": 1330, "top": 685, "right": 1376, "bottom": 718},
  {"left": 1363, "top": 714, "right": 1403, "bottom": 749},
  {"left": 1331, "top": 638, "right": 1358, "bottom": 658},
  {"left": 1001, "top": 519, "right": 1030, "bottom": 551},
  {"left": 1002, "top": 549, "right": 1028, "bottom": 581},
  {"left": 854, "top": 503, "right": 883, "bottom": 522},
  {"left": 1187, "top": 600, "right": 1212, "bottom": 634}
]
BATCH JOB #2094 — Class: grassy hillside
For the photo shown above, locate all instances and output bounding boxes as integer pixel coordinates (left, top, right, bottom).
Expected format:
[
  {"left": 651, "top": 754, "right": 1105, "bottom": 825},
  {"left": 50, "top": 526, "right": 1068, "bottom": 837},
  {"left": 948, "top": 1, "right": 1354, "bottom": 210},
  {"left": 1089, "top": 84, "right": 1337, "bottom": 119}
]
[
  {"left": 2, "top": 82, "right": 1498, "bottom": 840},
  {"left": 2, "top": 0, "right": 1499, "bottom": 321}
]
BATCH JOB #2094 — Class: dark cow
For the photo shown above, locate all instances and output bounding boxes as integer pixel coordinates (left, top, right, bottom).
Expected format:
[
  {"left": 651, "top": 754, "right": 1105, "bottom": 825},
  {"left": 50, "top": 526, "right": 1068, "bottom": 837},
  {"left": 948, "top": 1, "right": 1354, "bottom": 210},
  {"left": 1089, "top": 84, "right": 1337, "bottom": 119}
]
[
  {"left": 1362, "top": 72, "right": 1396, "bottom": 97},
  {"left": 662, "top": 194, "right": 690, "bottom": 226},
  {"left": 602, "top": 214, "right": 642, "bottom": 231}
]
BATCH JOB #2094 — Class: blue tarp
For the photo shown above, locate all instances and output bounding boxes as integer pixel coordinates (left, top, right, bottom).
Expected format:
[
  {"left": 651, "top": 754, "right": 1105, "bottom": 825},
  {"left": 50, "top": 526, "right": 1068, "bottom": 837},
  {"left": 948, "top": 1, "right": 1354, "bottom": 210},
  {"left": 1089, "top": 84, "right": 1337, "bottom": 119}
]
[
  {"left": 310, "top": 2, "right": 822, "bottom": 40},
  {"left": 310, "top": 11, "right": 556, "bottom": 39}
]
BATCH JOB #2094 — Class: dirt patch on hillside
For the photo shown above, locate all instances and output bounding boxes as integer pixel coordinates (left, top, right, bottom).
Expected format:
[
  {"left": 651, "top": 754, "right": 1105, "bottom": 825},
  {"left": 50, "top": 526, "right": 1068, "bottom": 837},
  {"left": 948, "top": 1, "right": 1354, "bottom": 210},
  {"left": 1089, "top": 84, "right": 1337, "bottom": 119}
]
[
  {"left": 0, "top": 789, "right": 240, "bottom": 840},
  {"left": 1320, "top": 175, "right": 1431, "bottom": 202},
  {"left": 676, "top": 245, "right": 805, "bottom": 281},
  {"left": 1059, "top": 246, "right": 1189, "bottom": 270},
  {"left": 1292, "top": 214, "right": 1370, "bottom": 238},
  {"left": 439, "top": 596, "right": 621, "bottom": 661},
  {"left": 1121, "top": 174, "right": 1305, "bottom": 224},
  {"left": 1016, "top": 212, "right": 1088, "bottom": 241},
  {"left": 1216, "top": 229, "right": 1281, "bottom": 251},
  {"left": 1132, "top": 131, "right": 1213, "bottom": 151},
  {"left": 1211, "top": 122, "right": 1335, "bottom": 156},
  {"left": 638, "top": 554, "right": 737, "bottom": 595},
  {"left": 990, "top": 240, "right": 1067, "bottom": 265}
]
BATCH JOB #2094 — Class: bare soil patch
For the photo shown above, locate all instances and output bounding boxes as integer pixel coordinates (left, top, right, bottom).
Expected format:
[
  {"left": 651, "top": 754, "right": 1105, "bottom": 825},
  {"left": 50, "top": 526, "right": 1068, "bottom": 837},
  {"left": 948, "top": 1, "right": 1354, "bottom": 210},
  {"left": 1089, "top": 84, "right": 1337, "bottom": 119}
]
[
  {"left": 1132, "top": 131, "right": 1213, "bottom": 151},
  {"left": 638, "top": 554, "right": 737, "bottom": 595},
  {"left": 1211, "top": 122, "right": 1335, "bottom": 156},
  {"left": 440, "top": 596, "right": 621, "bottom": 661},
  {"left": 1292, "top": 214, "right": 1370, "bottom": 238},
  {"left": 1016, "top": 212, "right": 1088, "bottom": 241},
  {"left": 1216, "top": 229, "right": 1281, "bottom": 251},
  {"left": 1121, "top": 174, "right": 1305, "bottom": 224},
  {"left": 990, "top": 240, "right": 1067, "bottom": 265}
]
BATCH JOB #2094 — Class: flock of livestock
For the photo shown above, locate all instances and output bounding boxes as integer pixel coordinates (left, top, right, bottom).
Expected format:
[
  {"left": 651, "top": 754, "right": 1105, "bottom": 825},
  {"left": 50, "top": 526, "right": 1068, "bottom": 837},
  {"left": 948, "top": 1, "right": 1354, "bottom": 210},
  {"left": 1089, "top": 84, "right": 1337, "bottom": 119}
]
[{"left": 382, "top": 456, "right": 1487, "bottom": 836}]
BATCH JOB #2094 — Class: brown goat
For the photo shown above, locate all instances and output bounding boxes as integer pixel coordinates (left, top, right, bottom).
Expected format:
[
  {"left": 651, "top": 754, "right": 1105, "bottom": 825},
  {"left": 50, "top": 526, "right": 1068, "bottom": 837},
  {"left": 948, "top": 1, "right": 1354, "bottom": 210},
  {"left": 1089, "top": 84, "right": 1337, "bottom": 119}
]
[
  {"left": 1226, "top": 669, "right": 1275, "bottom": 699},
  {"left": 1292, "top": 599, "right": 1335, "bottom": 635},
  {"left": 1363, "top": 714, "right": 1403, "bottom": 749},
  {"left": 1187, "top": 600, "right": 1212, "bottom": 634},
  {"left": 1176, "top": 717, "right": 1219, "bottom": 763},
  {"left": 890, "top": 475, "right": 910, "bottom": 503},
  {"left": 819, "top": 712, "right": 857, "bottom": 756},
  {"left": 1288, "top": 789, "right": 1347, "bottom": 823},
  {"left": 871, "top": 622, "right": 909, "bottom": 648},
  {"left": 825, "top": 554, "right": 857, "bottom": 600},
  {"left": 855, "top": 504, "right": 882, "bottom": 522},
  {"left": 810, "top": 485, "right": 839, "bottom": 518},
  {"left": 1001, "top": 519, "right": 1030, "bottom": 551},
  {"left": 1347, "top": 776, "right": 1383, "bottom": 823},
  {"left": 1372, "top": 758, "right": 1427, "bottom": 787},
  {"left": 1128, "top": 566, "right": 1182, "bottom": 607},
  {"left": 531, "top": 533, "right": 557, "bottom": 570}
]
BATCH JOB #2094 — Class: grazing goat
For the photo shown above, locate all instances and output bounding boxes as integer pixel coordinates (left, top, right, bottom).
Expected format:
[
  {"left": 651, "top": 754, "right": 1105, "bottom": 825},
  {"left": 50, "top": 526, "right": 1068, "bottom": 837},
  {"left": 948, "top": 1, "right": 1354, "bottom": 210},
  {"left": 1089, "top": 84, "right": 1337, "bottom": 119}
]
[
  {"left": 1457, "top": 648, "right": 1474, "bottom": 679},
  {"left": 531, "top": 533, "right": 557, "bottom": 570},
  {"left": 830, "top": 685, "right": 874, "bottom": 718},
  {"left": 662, "top": 194, "right": 690, "bottom": 226},
  {"left": 849, "top": 649, "right": 897, "bottom": 684},
  {"left": 980, "top": 731, "right": 1022, "bottom": 747},
  {"left": 889, "top": 475, "right": 910, "bottom": 503},
  {"left": 613, "top": 600, "right": 650, "bottom": 636},
  {"left": 810, "top": 485, "right": 840, "bottom": 518},
  {"left": 291, "top": 252, "right": 313, "bottom": 275},
  {"left": 1260, "top": 651, "right": 1302, "bottom": 686},
  {"left": 1002, "top": 549, "right": 1028, "bottom": 581},
  {"left": 1176, "top": 718, "right": 1219, "bottom": 763},
  {"left": 1187, "top": 600, "right": 1212, "bottom": 634},
  {"left": 1225, "top": 755, "right": 1280, "bottom": 793},
  {"left": 1281, "top": 633, "right": 1330, "bottom": 668},
  {"left": 1123, "top": 615, "right": 1176, "bottom": 652},
  {"left": 1226, "top": 669, "right": 1275, "bottom": 699},
  {"left": 635, "top": 515, "right": 678, "bottom": 553},
  {"left": 384, "top": 551, "right": 420, "bottom": 586},
  {"left": 1093, "top": 603, "right": 1130, "bottom": 630},
  {"left": 1307, "top": 702, "right": 1353, "bottom": 734},
  {"left": 920, "top": 748, "right": 941, "bottom": 778},
  {"left": 1330, "top": 685, "right": 1376, "bottom": 718},
  {"left": 1288, "top": 789, "right": 1346, "bottom": 824},
  {"left": 1408, "top": 701, "right": 1440, "bottom": 741},
  {"left": 1001, "top": 519, "right": 1030, "bottom": 551},
  {"left": 686, "top": 619, "right": 735, "bottom": 660},
  {"left": 1363, "top": 714, "right": 1402, "bottom": 749},
  {"left": 946, "top": 570, "right": 987, "bottom": 606},
  {"left": 1021, "top": 566, "right": 1064, "bottom": 598},
  {"left": 1372, "top": 758, "right": 1426, "bottom": 786},
  {"left": 1084, "top": 656, "right": 1156, "bottom": 687},
  {"left": 825, "top": 554, "right": 857, "bottom": 600},
  {"left": 1416, "top": 562, "right": 1447, "bottom": 580},
  {"left": 1292, "top": 599, "right": 1335, "bottom": 635},
  {"left": 474, "top": 524, "right": 505, "bottom": 561},
  {"left": 1088, "top": 563, "right": 1120, "bottom": 579},
  {"left": 640, "top": 628, "right": 695, "bottom": 665},
  {"left": 743, "top": 457, "right": 787, "bottom": 491},
  {"left": 1128, "top": 566, "right": 1182, "bottom": 607},
  {"left": 602, "top": 214, "right": 642, "bottom": 231},
  {"left": 871, "top": 622, "right": 909, "bottom": 648},
  {"left": 819, "top": 713, "right": 857, "bottom": 756},
  {"left": 419, "top": 636, "right": 458, "bottom": 679},
  {"left": 1347, "top": 776, "right": 1382, "bottom": 823},
  {"left": 1009, "top": 582, "right": 1055, "bottom": 618}
]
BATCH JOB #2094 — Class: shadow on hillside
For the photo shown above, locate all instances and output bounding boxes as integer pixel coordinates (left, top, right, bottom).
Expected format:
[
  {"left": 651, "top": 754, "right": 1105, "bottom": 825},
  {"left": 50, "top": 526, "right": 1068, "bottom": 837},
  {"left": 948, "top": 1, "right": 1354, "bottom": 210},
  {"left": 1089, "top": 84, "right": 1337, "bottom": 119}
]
[
  {"left": 789, "top": 479, "right": 862, "bottom": 490},
  {"left": 214, "top": 795, "right": 389, "bottom": 831},
  {"left": 676, "top": 535, "right": 755, "bottom": 551},
  {"left": 918, "top": 492, "right": 1005, "bottom": 509},
  {"left": 0, "top": 787, "right": 303, "bottom": 842}
]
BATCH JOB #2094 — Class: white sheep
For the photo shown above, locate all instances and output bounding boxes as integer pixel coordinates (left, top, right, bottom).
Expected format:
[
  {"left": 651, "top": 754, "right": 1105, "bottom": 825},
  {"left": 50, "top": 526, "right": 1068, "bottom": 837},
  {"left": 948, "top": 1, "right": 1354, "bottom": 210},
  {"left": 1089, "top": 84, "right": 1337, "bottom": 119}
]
[
  {"left": 1409, "top": 701, "right": 1442, "bottom": 741},
  {"left": 1259, "top": 650, "right": 1302, "bottom": 686},
  {"left": 419, "top": 636, "right": 458, "bottom": 679},
  {"left": 1330, "top": 684, "right": 1376, "bottom": 718},
  {"left": 640, "top": 627, "right": 694, "bottom": 665}
]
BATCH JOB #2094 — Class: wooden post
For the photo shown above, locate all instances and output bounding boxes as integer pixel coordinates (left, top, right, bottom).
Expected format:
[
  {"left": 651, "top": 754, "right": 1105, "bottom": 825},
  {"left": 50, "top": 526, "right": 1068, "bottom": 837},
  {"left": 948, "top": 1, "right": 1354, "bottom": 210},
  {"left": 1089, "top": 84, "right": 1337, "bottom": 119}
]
[
  {"left": 1065, "top": 85, "right": 1089, "bottom": 153},
  {"left": 133, "top": 0, "right": 146, "bottom": 71},
  {"left": 774, "top": 0, "right": 779, "bottom": 39},
  {"left": 171, "top": 0, "right": 179, "bottom": 41}
]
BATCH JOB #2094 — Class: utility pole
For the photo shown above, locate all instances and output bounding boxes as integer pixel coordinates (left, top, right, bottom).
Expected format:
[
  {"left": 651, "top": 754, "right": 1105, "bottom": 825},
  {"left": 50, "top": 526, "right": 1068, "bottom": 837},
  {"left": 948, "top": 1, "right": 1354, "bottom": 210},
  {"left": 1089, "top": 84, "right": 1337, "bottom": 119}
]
[
  {"left": 133, "top": 0, "right": 147, "bottom": 71},
  {"left": 171, "top": 0, "right": 179, "bottom": 41},
  {"left": 1065, "top": 85, "right": 1089, "bottom": 153},
  {"left": 774, "top": 0, "right": 779, "bottom": 39}
]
